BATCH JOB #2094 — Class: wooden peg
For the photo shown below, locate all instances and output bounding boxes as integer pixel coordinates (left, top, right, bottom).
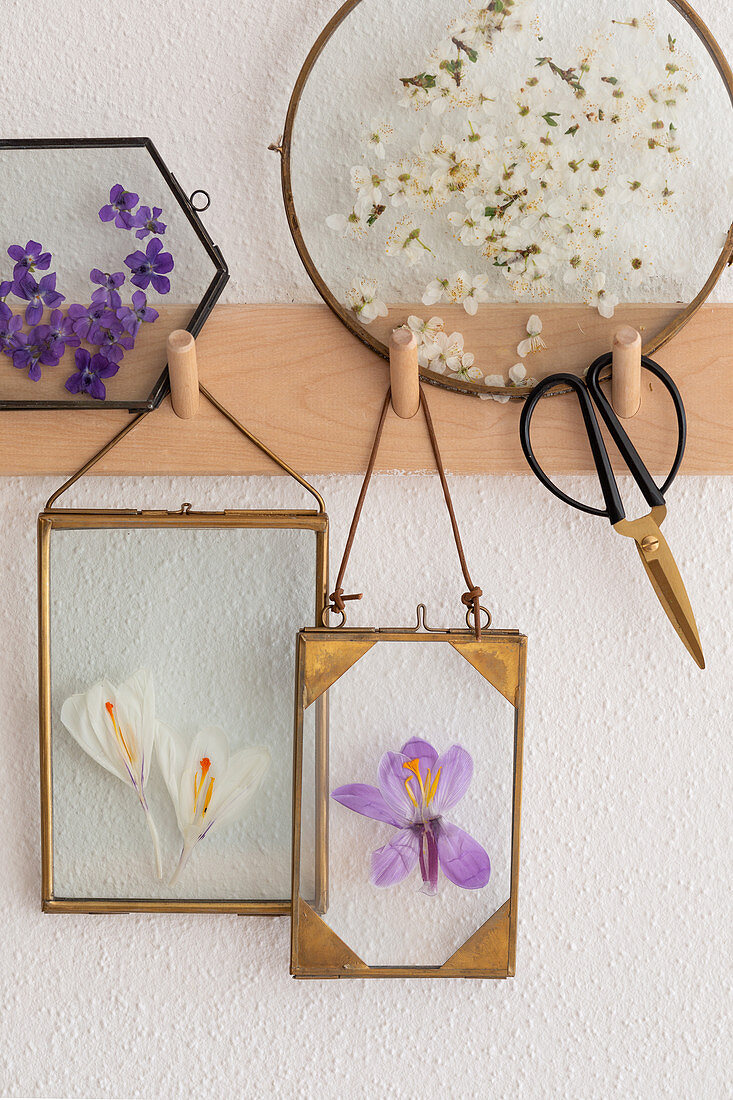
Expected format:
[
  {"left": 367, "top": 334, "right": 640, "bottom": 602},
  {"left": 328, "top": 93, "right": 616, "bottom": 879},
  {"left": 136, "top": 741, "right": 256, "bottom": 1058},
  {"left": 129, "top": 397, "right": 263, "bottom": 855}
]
[
  {"left": 167, "top": 330, "right": 199, "bottom": 419},
  {"left": 389, "top": 327, "right": 420, "bottom": 419},
  {"left": 611, "top": 326, "right": 642, "bottom": 419}
]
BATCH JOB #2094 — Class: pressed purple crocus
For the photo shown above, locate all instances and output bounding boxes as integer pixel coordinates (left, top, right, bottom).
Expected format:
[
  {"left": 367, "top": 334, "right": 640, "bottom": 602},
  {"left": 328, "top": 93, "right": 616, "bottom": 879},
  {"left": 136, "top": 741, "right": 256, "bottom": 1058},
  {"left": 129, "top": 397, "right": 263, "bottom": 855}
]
[
  {"left": 12, "top": 325, "right": 60, "bottom": 379},
  {"left": 90, "top": 269, "right": 125, "bottom": 309},
  {"left": 88, "top": 318, "right": 135, "bottom": 363},
  {"left": 124, "top": 238, "right": 174, "bottom": 294},
  {"left": 67, "top": 302, "right": 114, "bottom": 341},
  {"left": 65, "top": 348, "right": 119, "bottom": 400},
  {"left": 0, "top": 302, "right": 22, "bottom": 354},
  {"left": 117, "top": 290, "right": 159, "bottom": 335},
  {"left": 99, "top": 184, "right": 139, "bottom": 229},
  {"left": 14, "top": 272, "right": 65, "bottom": 326},
  {"left": 7, "top": 240, "right": 52, "bottom": 279},
  {"left": 332, "top": 738, "right": 491, "bottom": 893},
  {"left": 131, "top": 205, "right": 167, "bottom": 240}
]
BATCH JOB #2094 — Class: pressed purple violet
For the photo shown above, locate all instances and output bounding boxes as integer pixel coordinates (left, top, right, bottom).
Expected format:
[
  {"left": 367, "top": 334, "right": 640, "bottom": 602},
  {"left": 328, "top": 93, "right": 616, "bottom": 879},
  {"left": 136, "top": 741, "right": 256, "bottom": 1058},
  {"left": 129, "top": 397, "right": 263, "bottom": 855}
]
[
  {"left": 13, "top": 272, "right": 65, "bottom": 326},
  {"left": 12, "top": 325, "right": 61, "bottom": 379},
  {"left": 90, "top": 269, "right": 125, "bottom": 309},
  {"left": 88, "top": 318, "right": 135, "bottom": 363},
  {"left": 131, "top": 206, "right": 167, "bottom": 240},
  {"left": 117, "top": 290, "right": 159, "bottom": 335},
  {"left": 67, "top": 302, "right": 115, "bottom": 341},
  {"left": 65, "top": 348, "right": 119, "bottom": 400},
  {"left": 124, "top": 238, "right": 174, "bottom": 294},
  {"left": 43, "top": 308, "right": 80, "bottom": 355},
  {"left": 0, "top": 302, "right": 22, "bottom": 354},
  {"left": 99, "top": 184, "right": 139, "bottom": 229},
  {"left": 332, "top": 738, "right": 491, "bottom": 893},
  {"left": 7, "top": 240, "right": 52, "bottom": 280}
]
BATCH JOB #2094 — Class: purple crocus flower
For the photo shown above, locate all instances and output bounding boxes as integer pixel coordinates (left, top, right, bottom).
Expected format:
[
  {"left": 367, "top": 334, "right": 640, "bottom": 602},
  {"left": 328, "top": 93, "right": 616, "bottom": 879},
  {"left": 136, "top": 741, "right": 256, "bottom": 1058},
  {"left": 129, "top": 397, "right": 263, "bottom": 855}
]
[
  {"left": 88, "top": 318, "right": 135, "bottom": 363},
  {"left": 14, "top": 272, "right": 65, "bottom": 325},
  {"left": 332, "top": 738, "right": 491, "bottom": 893},
  {"left": 99, "top": 184, "right": 139, "bottom": 229},
  {"left": 12, "top": 325, "right": 60, "bottom": 379},
  {"left": 117, "top": 289, "right": 159, "bottom": 335},
  {"left": 90, "top": 269, "right": 125, "bottom": 309},
  {"left": 0, "top": 302, "right": 22, "bottom": 355},
  {"left": 7, "top": 240, "right": 52, "bottom": 280},
  {"left": 131, "top": 205, "right": 167, "bottom": 240},
  {"left": 65, "top": 348, "right": 119, "bottom": 400},
  {"left": 67, "top": 301, "right": 114, "bottom": 341},
  {"left": 124, "top": 238, "right": 174, "bottom": 294}
]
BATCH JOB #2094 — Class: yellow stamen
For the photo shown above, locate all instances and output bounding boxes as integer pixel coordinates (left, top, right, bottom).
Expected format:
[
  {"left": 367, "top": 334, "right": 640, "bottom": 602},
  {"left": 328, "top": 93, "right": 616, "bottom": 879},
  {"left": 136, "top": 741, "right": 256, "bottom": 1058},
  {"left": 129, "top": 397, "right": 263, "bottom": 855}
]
[
  {"left": 193, "top": 757, "right": 214, "bottom": 816},
  {"left": 426, "top": 766, "right": 442, "bottom": 804},
  {"left": 402, "top": 756, "right": 441, "bottom": 808},
  {"left": 105, "top": 701, "right": 135, "bottom": 764}
]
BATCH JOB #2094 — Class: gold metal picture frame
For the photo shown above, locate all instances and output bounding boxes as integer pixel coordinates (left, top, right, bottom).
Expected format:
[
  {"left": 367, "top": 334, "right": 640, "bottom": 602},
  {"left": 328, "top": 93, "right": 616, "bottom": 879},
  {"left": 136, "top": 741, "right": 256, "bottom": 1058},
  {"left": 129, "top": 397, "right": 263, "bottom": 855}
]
[
  {"left": 39, "top": 506, "right": 329, "bottom": 915},
  {"left": 291, "top": 623, "right": 526, "bottom": 978}
]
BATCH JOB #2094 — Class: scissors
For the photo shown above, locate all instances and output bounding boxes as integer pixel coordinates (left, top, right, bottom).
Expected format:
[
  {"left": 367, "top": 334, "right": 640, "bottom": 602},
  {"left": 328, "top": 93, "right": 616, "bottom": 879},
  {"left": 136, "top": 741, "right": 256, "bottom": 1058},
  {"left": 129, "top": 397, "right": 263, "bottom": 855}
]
[{"left": 519, "top": 352, "right": 704, "bottom": 669}]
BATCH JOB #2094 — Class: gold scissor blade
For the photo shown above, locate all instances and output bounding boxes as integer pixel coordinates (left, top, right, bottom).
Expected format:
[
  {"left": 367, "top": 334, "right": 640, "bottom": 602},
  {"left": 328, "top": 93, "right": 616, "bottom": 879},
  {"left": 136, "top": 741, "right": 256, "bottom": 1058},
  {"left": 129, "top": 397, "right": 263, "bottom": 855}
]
[{"left": 616, "top": 516, "right": 705, "bottom": 669}]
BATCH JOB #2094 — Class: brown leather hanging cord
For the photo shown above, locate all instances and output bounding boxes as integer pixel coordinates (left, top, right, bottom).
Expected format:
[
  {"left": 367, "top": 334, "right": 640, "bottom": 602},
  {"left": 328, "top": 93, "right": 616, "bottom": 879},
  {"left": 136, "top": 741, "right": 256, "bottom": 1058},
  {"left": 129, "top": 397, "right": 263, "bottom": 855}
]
[{"left": 327, "top": 385, "right": 485, "bottom": 639}]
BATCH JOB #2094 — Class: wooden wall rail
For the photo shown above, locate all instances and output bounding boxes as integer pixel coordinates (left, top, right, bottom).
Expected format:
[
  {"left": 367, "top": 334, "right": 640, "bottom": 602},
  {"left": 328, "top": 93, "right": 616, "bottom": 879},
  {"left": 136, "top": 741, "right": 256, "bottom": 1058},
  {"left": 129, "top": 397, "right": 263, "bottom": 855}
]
[{"left": 0, "top": 303, "right": 731, "bottom": 476}]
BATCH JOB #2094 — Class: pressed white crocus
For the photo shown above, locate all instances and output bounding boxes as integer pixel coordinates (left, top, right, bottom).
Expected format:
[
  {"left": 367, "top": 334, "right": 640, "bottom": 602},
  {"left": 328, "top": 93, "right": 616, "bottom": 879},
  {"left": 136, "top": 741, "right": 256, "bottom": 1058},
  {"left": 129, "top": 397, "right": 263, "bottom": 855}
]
[
  {"left": 60, "top": 670, "right": 162, "bottom": 878},
  {"left": 156, "top": 723, "right": 270, "bottom": 887}
]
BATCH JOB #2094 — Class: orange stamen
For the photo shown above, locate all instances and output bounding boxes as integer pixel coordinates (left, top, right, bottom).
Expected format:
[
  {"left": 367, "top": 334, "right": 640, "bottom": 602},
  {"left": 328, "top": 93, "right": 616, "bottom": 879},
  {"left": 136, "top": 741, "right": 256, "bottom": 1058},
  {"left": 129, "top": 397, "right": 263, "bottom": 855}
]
[
  {"left": 105, "top": 701, "right": 134, "bottom": 764},
  {"left": 194, "top": 757, "right": 214, "bottom": 815}
]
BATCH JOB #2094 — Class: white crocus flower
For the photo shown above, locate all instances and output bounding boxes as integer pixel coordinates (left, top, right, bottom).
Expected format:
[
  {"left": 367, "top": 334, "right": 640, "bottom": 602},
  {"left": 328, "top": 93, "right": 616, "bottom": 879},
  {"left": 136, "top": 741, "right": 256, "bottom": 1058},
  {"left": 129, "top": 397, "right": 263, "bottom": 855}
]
[
  {"left": 60, "top": 670, "right": 162, "bottom": 878},
  {"left": 156, "top": 723, "right": 270, "bottom": 887},
  {"left": 517, "top": 314, "right": 547, "bottom": 356},
  {"left": 346, "top": 278, "right": 388, "bottom": 323},
  {"left": 592, "top": 272, "right": 619, "bottom": 318}
]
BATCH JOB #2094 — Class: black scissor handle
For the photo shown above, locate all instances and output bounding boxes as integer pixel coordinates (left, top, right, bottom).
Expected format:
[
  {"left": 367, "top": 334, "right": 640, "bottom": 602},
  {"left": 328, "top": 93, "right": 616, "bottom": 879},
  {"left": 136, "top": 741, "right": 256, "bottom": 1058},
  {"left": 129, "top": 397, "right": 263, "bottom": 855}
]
[
  {"left": 519, "top": 373, "right": 625, "bottom": 523},
  {"left": 586, "top": 352, "right": 686, "bottom": 498}
]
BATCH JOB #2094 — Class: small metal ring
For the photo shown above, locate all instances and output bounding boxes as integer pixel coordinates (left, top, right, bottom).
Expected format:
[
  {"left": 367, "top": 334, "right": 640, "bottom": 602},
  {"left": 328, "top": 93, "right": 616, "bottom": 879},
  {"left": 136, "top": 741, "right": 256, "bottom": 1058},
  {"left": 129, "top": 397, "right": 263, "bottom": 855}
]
[
  {"left": 465, "top": 604, "right": 492, "bottom": 631},
  {"left": 189, "top": 189, "right": 210, "bottom": 213},
  {"left": 321, "top": 606, "right": 346, "bottom": 628}
]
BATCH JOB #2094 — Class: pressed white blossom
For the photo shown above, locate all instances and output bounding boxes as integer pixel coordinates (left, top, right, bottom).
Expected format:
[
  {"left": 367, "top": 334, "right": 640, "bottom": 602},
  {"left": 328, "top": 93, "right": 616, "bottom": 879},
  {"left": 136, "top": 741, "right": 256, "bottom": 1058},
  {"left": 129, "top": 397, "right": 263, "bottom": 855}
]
[
  {"left": 508, "top": 362, "right": 527, "bottom": 384},
  {"left": 345, "top": 277, "right": 388, "bottom": 323},
  {"left": 481, "top": 373, "right": 511, "bottom": 403},
  {"left": 407, "top": 314, "right": 444, "bottom": 345},
  {"left": 365, "top": 120, "right": 394, "bottom": 160},
  {"left": 517, "top": 313, "right": 547, "bottom": 356},
  {"left": 422, "top": 277, "right": 450, "bottom": 305},
  {"left": 425, "top": 330, "right": 466, "bottom": 374},
  {"left": 325, "top": 210, "right": 367, "bottom": 240},
  {"left": 592, "top": 271, "right": 620, "bottom": 318},
  {"left": 386, "top": 215, "right": 431, "bottom": 265}
]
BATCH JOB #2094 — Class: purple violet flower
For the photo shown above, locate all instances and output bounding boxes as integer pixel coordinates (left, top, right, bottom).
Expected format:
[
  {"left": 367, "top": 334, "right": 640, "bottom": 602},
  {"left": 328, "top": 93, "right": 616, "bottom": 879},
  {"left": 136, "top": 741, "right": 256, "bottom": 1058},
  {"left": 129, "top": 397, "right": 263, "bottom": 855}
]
[
  {"left": 0, "top": 279, "right": 13, "bottom": 299},
  {"left": 90, "top": 269, "right": 125, "bottom": 309},
  {"left": 14, "top": 272, "right": 65, "bottom": 325},
  {"left": 12, "top": 325, "right": 60, "bottom": 379},
  {"left": 99, "top": 184, "right": 139, "bottom": 229},
  {"left": 0, "top": 302, "right": 22, "bottom": 355},
  {"left": 67, "top": 302, "right": 114, "bottom": 341},
  {"left": 117, "top": 289, "right": 159, "bottom": 336},
  {"left": 88, "top": 318, "right": 135, "bottom": 363},
  {"left": 124, "top": 238, "right": 174, "bottom": 294},
  {"left": 332, "top": 738, "right": 491, "bottom": 893},
  {"left": 65, "top": 348, "right": 119, "bottom": 400},
  {"left": 131, "top": 205, "right": 167, "bottom": 240},
  {"left": 7, "top": 240, "right": 52, "bottom": 280},
  {"left": 43, "top": 308, "right": 80, "bottom": 356}
]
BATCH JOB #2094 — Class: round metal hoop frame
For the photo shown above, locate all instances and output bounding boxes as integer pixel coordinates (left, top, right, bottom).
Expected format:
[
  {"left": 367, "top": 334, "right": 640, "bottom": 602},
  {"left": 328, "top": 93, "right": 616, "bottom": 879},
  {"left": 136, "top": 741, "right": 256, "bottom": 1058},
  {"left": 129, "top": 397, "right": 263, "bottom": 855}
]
[{"left": 280, "top": 0, "right": 733, "bottom": 399}]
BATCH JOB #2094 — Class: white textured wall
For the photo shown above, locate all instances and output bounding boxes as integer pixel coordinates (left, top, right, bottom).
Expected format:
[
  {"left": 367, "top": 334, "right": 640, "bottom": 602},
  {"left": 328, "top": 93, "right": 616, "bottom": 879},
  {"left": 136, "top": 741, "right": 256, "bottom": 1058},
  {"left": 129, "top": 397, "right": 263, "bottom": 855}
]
[{"left": 1, "top": 1, "right": 731, "bottom": 1097}]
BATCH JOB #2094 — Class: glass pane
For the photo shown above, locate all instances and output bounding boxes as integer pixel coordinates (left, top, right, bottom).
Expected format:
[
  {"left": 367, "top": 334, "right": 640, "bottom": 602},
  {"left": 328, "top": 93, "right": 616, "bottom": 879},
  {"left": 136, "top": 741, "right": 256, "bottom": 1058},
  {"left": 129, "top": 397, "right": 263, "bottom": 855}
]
[
  {"left": 290, "top": 0, "right": 732, "bottom": 381},
  {"left": 0, "top": 144, "right": 220, "bottom": 405},
  {"left": 299, "top": 639, "right": 515, "bottom": 967},
  {"left": 49, "top": 524, "right": 317, "bottom": 902}
]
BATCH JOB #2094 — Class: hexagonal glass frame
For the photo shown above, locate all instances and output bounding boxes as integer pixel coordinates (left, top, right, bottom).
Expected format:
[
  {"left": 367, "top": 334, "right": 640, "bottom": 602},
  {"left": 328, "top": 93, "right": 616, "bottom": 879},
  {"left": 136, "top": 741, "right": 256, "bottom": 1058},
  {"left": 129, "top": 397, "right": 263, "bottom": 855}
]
[{"left": 0, "top": 137, "right": 227, "bottom": 411}]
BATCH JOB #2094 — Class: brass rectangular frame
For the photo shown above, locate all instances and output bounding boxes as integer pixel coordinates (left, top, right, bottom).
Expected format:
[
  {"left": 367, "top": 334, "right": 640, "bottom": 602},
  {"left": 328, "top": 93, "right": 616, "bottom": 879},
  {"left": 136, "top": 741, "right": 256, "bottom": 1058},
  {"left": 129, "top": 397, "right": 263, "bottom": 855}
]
[
  {"left": 38, "top": 506, "right": 328, "bottom": 915},
  {"left": 291, "top": 625, "right": 526, "bottom": 978}
]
